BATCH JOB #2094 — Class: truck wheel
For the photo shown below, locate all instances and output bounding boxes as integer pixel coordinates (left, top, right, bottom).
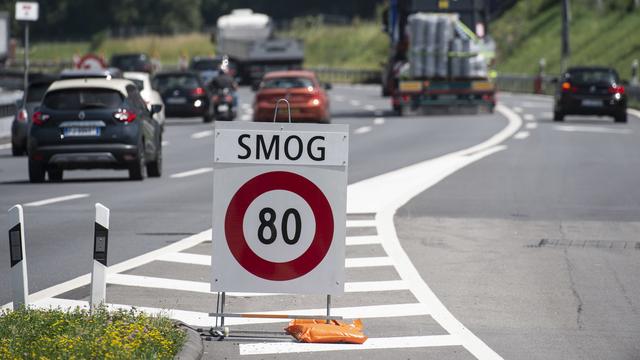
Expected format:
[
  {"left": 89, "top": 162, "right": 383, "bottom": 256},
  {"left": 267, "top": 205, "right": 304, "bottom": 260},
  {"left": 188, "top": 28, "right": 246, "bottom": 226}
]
[{"left": 29, "top": 160, "right": 45, "bottom": 183}]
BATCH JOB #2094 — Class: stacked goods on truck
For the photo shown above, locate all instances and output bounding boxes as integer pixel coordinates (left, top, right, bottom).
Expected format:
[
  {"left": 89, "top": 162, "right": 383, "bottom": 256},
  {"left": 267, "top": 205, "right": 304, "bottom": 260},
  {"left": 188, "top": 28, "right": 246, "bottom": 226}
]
[
  {"left": 215, "top": 9, "right": 304, "bottom": 86},
  {"left": 382, "top": 0, "right": 496, "bottom": 114}
]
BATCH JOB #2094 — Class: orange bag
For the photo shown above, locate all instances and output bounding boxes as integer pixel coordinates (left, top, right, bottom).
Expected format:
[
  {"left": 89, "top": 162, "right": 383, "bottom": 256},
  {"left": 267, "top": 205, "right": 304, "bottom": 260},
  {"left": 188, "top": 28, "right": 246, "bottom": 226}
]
[{"left": 285, "top": 319, "right": 368, "bottom": 344}]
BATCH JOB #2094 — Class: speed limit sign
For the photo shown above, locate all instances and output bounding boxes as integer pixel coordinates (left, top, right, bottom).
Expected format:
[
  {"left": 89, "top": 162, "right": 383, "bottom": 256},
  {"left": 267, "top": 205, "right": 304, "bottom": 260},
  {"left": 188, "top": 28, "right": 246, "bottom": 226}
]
[{"left": 211, "top": 122, "right": 348, "bottom": 294}]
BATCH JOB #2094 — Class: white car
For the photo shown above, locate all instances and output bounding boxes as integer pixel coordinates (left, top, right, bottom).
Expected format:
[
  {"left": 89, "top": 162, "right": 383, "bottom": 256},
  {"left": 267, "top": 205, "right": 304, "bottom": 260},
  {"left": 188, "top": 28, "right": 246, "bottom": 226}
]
[{"left": 124, "top": 71, "right": 165, "bottom": 127}]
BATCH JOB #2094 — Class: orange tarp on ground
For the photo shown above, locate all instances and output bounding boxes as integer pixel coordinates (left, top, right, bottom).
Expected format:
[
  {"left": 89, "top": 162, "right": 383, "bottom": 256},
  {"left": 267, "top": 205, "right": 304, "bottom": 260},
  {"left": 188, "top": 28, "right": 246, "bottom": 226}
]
[{"left": 285, "top": 319, "right": 368, "bottom": 344}]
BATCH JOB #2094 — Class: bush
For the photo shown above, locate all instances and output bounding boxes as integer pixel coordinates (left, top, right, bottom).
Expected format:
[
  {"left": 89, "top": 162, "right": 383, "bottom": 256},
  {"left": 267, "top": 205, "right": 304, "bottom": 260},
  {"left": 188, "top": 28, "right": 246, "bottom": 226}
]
[{"left": 0, "top": 306, "right": 185, "bottom": 360}]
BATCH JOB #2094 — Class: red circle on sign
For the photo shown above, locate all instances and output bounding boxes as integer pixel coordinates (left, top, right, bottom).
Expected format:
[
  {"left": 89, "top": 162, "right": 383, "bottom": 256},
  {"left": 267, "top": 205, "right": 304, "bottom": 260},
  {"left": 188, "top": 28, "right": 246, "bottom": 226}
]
[{"left": 224, "top": 171, "right": 334, "bottom": 281}]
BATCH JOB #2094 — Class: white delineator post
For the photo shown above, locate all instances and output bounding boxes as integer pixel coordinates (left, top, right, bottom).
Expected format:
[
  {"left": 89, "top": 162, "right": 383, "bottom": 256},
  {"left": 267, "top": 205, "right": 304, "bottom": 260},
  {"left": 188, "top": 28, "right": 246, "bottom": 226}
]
[
  {"left": 90, "top": 203, "right": 109, "bottom": 311},
  {"left": 8, "top": 205, "right": 28, "bottom": 309}
]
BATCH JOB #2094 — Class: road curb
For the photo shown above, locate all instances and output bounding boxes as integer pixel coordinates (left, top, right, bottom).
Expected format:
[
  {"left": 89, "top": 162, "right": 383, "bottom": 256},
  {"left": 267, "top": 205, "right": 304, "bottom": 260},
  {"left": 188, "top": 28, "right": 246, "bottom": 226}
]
[{"left": 174, "top": 321, "right": 203, "bottom": 360}]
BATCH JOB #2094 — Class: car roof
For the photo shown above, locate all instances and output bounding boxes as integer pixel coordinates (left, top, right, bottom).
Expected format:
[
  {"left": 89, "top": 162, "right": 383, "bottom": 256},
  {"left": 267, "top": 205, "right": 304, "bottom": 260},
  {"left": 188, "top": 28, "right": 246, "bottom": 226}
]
[
  {"left": 123, "top": 71, "right": 150, "bottom": 81},
  {"left": 60, "top": 68, "right": 123, "bottom": 78},
  {"left": 111, "top": 53, "right": 148, "bottom": 59},
  {"left": 47, "top": 78, "right": 133, "bottom": 96},
  {"left": 263, "top": 70, "right": 316, "bottom": 79},
  {"left": 566, "top": 66, "right": 616, "bottom": 72},
  {"left": 154, "top": 71, "right": 199, "bottom": 77}
]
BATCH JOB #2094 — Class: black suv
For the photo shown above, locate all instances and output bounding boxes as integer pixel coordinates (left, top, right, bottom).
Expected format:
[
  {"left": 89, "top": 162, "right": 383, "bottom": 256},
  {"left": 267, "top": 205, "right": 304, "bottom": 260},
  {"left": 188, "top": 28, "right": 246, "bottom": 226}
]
[
  {"left": 553, "top": 66, "right": 627, "bottom": 123},
  {"left": 27, "top": 79, "right": 163, "bottom": 182}
]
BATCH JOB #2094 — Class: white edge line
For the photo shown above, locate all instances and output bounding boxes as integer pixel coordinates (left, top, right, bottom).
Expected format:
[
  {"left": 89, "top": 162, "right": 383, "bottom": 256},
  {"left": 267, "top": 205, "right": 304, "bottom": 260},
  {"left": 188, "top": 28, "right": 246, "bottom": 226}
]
[
  {"left": 170, "top": 167, "right": 213, "bottom": 179},
  {"left": 239, "top": 335, "right": 461, "bottom": 355},
  {"left": 191, "top": 130, "right": 214, "bottom": 139},
  {"left": 0, "top": 143, "right": 11, "bottom": 150},
  {"left": 24, "top": 194, "right": 90, "bottom": 207}
]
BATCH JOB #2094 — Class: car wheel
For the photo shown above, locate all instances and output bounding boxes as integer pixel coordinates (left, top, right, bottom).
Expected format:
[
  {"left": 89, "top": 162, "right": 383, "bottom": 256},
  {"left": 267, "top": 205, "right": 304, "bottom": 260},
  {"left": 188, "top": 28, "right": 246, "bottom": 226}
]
[
  {"left": 28, "top": 160, "right": 45, "bottom": 183},
  {"left": 146, "top": 140, "right": 162, "bottom": 178},
  {"left": 553, "top": 111, "right": 564, "bottom": 122},
  {"left": 203, "top": 106, "right": 214, "bottom": 123},
  {"left": 614, "top": 112, "right": 627, "bottom": 123},
  {"left": 129, "top": 141, "right": 146, "bottom": 181},
  {"left": 11, "top": 144, "right": 24, "bottom": 156},
  {"left": 48, "top": 168, "right": 63, "bottom": 182}
]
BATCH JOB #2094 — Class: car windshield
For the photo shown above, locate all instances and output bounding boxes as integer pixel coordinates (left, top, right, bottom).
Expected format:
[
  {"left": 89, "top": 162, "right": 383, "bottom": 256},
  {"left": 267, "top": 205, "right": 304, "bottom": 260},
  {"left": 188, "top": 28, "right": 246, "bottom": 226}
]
[
  {"left": 152, "top": 75, "right": 200, "bottom": 92},
  {"left": 26, "top": 83, "right": 51, "bottom": 103},
  {"left": 191, "top": 60, "right": 221, "bottom": 71},
  {"left": 43, "top": 88, "right": 123, "bottom": 110},
  {"left": 262, "top": 77, "right": 314, "bottom": 89},
  {"left": 567, "top": 69, "right": 618, "bottom": 84}
]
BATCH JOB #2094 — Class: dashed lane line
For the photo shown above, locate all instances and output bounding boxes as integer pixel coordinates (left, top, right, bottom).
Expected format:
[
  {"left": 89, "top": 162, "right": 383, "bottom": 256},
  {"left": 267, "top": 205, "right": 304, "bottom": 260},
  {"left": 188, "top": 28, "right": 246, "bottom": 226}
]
[
  {"left": 170, "top": 167, "right": 213, "bottom": 178},
  {"left": 349, "top": 99, "right": 361, "bottom": 107},
  {"left": 346, "top": 219, "right": 378, "bottom": 227},
  {"left": 513, "top": 106, "right": 523, "bottom": 113},
  {"left": 374, "top": 117, "right": 385, "bottom": 125},
  {"left": 513, "top": 131, "right": 530, "bottom": 139},
  {"left": 24, "top": 194, "right": 90, "bottom": 207},
  {"left": 523, "top": 114, "right": 535, "bottom": 121},
  {"left": 191, "top": 130, "right": 214, "bottom": 139},
  {"left": 0, "top": 143, "right": 11, "bottom": 150},
  {"left": 525, "top": 122, "right": 538, "bottom": 130},
  {"left": 354, "top": 126, "right": 372, "bottom": 135},
  {"left": 161, "top": 140, "right": 170, "bottom": 147},
  {"left": 364, "top": 104, "right": 376, "bottom": 111}
]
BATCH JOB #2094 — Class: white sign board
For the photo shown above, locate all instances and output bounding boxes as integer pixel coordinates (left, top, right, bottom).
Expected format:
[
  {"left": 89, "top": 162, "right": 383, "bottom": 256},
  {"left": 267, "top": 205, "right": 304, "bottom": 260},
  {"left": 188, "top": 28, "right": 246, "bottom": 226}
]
[
  {"left": 15, "top": 2, "right": 39, "bottom": 21},
  {"left": 211, "top": 122, "right": 348, "bottom": 295}
]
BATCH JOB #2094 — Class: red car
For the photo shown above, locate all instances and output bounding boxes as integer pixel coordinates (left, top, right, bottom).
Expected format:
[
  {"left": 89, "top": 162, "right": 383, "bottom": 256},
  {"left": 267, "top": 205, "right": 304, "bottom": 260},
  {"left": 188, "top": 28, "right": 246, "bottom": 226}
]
[{"left": 253, "top": 71, "right": 331, "bottom": 123}]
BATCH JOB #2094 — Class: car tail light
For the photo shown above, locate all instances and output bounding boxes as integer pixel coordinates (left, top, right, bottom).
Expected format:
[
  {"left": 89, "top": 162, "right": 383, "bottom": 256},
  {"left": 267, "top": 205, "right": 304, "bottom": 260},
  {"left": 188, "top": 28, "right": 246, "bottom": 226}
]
[
  {"left": 224, "top": 95, "right": 233, "bottom": 103},
  {"left": 113, "top": 109, "right": 137, "bottom": 123},
  {"left": 608, "top": 84, "right": 625, "bottom": 94},
  {"left": 17, "top": 108, "right": 28, "bottom": 122},
  {"left": 32, "top": 111, "right": 50, "bottom": 126},
  {"left": 191, "top": 87, "right": 205, "bottom": 96}
]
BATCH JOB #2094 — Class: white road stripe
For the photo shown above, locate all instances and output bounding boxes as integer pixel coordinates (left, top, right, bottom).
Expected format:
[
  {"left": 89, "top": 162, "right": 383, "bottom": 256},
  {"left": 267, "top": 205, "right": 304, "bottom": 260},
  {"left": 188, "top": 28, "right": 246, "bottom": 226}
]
[
  {"left": 364, "top": 104, "right": 376, "bottom": 111},
  {"left": 161, "top": 140, "right": 170, "bottom": 146},
  {"left": 0, "top": 143, "right": 11, "bottom": 150},
  {"left": 34, "top": 298, "right": 430, "bottom": 327},
  {"left": 191, "top": 130, "right": 213, "bottom": 139},
  {"left": 523, "top": 114, "right": 535, "bottom": 121},
  {"left": 346, "top": 235, "right": 381, "bottom": 246},
  {"left": 346, "top": 219, "right": 377, "bottom": 228},
  {"left": 240, "top": 335, "right": 461, "bottom": 355},
  {"left": 354, "top": 126, "right": 372, "bottom": 135},
  {"left": 541, "top": 111, "right": 553, "bottom": 118},
  {"left": 24, "top": 194, "right": 89, "bottom": 207},
  {"left": 554, "top": 125, "right": 632, "bottom": 134},
  {"left": 107, "top": 274, "right": 406, "bottom": 295},
  {"left": 513, "top": 131, "right": 530, "bottom": 139},
  {"left": 241, "top": 114, "right": 252, "bottom": 121},
  {"left": 525, "top": 122, "right": 538, "bottom": 130},
  {"left": 374, "top": 117, "right": 385, "bottom": 125},
  {"left": 349, "top": 100, "right": 361, "bottom": 107},
  {"left": 170, "top": 167, "right": 213, "bottom": 178},
  {"left": 513, "top": 106, "right": 523, "bottom": 113},
  {"left": 158, "top": 252, "right": 391, "bottom": 269},
  {"left": 334, "top": 95, "right": 345, "bottom": 102},
  {"left": 241, "top": 103, "right": 251, "bottom": 110}
]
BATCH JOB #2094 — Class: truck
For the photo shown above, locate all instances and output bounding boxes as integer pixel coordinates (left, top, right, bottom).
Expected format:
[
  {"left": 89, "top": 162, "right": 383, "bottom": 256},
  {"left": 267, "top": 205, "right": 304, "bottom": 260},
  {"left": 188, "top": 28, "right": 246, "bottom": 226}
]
[
  {"left": 215, "top": 9, "right": 304, "bottom": 86},
  {"left": 382, "top": 0, "right": 496, "bottom": 114}
]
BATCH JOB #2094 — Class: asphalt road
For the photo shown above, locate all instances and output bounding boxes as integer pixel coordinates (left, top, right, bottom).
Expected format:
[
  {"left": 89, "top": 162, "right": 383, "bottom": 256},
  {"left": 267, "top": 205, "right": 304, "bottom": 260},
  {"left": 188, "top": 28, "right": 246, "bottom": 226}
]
[{"left": 0, "top": 86, "right": 638, "bottom": 359}]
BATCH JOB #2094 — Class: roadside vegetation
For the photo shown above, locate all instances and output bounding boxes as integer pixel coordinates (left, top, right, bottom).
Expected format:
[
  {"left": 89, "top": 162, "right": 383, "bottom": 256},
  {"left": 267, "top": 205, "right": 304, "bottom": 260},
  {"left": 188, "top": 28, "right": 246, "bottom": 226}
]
[
  {"left": 0, "top": 306, "right": 185, "bottom": 359},
  {"left": 492, "top": 0, "right": 640, "bottom": 78}
]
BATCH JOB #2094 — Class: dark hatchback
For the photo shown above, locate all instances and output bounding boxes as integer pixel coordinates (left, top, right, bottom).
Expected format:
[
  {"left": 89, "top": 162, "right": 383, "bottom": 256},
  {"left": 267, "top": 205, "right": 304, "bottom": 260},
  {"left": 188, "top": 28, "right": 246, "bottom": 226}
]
[
  {"left": 27, "top": 79, "right": 163, "bottom": 182},
  {"left": 152, "top": 71, "right": 213, "bottom": 122},
  {"left": 11, "top": 76, "right": 57, "bottom": 156},
  {"left": 110, "top": 53, "right": 153, "bottom": 73},
  {"left": 553, "top": 67, "right": 627, "bottom": 123}
]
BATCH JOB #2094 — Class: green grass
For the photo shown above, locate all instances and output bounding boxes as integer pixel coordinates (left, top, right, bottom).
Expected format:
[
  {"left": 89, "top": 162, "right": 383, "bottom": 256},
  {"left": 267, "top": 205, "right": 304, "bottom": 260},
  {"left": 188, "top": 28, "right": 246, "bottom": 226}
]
[
  {"left": 492, "top": 1, "right": 640, "bottom": 79},
  {"left": 0, "top": 306, "right": 185, "bottom": 359}
]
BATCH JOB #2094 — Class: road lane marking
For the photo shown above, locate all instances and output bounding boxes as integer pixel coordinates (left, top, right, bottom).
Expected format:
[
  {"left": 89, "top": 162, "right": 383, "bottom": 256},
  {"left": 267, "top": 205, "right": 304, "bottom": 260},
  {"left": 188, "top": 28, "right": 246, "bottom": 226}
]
[
  {"left": 158, "top": 252, "right": 392, "bottom": 269},
  {"left": 554, "top": 125, "right": 632, "bottom": 134},
  {"left": 170, "top": 167, "right": 213, "bottom": 178},
  {"left": 513, "top": 106, "right": 523, "bottom": 113},
  {"left": 241, "top": 114, "right": 252, "bottom": 121},
  {"left": 513, "top": 131, "right": 530, "bottom": 139},
  {"left": 541, "top": 111, "right": 553, "bottom": 118},
  {"left": 523, "top": 114, "right": 535, "bottom": 121},
  {"left": 346, "top": 219, "right": 378, "bottom": 227},
  {"left": 161, "top": 140, "right": 170, "bottom": 146},
  {"left": 334, "top": 95, "right": 345, "bottom": 102},
  {"left": 349, "top": 99, "right": 361, "bottom": 107},
  {"left": 241, "top": 103, "right": 251, "bottom": 110},
  {"left": 364, "top": 104, "right": 376, "bottom": 111},
  {"left": 240, "top": 335, "right": 461, "bottom": 355},
  {"left": 374, "top": 117, "right": 385, "bottom": 125},
  {"left": 24, "top": 194, "right": 90, "bottom": 207},
  {"left": 34, "top": 298, "right": 431, "bottom": 327},
  {"left": 107, "top": 274, "right": 406, "bottom": 295},
  {"left": 191, "top": 130, "right": 213, "bottom": 139},
  {"left": 525, "top": 122, "right": 538, "bottom": 130},
  {"left": 0, "top": 143, "right": 11, "bottom": 150},
  {"left": 346, "top": 235, "right": 381, "bottom": 246},
  {"left": 354, "top": 126, "right": 372, "bottom": 135}
]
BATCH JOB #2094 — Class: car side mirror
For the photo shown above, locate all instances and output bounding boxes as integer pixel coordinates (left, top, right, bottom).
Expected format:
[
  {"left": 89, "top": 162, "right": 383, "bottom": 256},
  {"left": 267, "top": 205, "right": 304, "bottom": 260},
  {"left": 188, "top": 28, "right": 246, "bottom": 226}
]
[
  {"left": 323, "top": 83, "right": 332, "bottom": 90},
  {"left": 150, "top": 104, "right": 163, "bottom": 114}
]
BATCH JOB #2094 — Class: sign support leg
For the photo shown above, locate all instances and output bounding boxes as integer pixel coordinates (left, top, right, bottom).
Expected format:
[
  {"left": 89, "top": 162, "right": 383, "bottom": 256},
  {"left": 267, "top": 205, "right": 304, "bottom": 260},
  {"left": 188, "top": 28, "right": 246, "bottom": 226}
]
[
  {"left": 8, "top": 205, "right": 28, "bottom": 309},
  {"left": 326, "top": 294, "right": 331, "bottom": 324}
]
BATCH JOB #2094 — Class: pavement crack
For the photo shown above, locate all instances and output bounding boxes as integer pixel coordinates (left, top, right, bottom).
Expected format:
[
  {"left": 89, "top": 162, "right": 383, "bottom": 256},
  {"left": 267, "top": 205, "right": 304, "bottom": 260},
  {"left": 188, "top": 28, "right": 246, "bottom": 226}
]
[{"left": 563, "top": 247, "right": 584, "bottom": 330}]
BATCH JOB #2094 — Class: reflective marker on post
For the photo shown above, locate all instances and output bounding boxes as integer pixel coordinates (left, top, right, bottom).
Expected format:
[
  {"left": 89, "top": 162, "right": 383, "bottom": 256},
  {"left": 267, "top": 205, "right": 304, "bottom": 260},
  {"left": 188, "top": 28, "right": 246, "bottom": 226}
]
[
  {"left": 8, "top": 205, "right": 28, "bottom": 309},
  {"left": 90, "top": 203, "right": 109, "bottom": 311}
]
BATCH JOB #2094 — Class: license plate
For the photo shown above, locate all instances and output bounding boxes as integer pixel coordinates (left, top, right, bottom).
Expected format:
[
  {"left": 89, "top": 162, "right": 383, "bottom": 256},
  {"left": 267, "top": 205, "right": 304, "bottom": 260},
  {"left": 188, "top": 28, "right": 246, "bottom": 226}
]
[
  {"left": 63, "top": 127, "right": 100, "bottom": 137},
  {"left": 582, "top": 99, "right": 602, "bottom": 107},
  {"left": 167, "top": 97, "right": 187, "bottom": 104},
  {"left": 218, "top": 104, "right": 229, "bottom": 112}
]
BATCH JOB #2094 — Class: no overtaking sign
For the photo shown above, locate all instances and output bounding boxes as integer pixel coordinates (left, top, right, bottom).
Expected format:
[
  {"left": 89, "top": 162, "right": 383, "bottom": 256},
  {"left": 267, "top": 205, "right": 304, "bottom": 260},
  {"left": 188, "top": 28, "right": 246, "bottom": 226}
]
[{"left": 211, "top": 122, "right": 348, "bottom": 295}]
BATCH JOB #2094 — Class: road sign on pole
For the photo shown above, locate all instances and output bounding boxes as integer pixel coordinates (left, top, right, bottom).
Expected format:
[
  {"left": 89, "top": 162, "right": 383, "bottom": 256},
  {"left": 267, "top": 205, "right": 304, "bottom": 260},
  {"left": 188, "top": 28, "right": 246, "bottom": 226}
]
[
  {"left": 8, "top": 205, "right": 28, "bottom": 309},
  {"left": 211, "top": 122, "right": 349, "bottom": 295},
  {"left": 15, "top": 2, "right": 38, "bottom": 21},
  {"left": 90, "top": 203, "right": 109, "bottom": 311}
]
